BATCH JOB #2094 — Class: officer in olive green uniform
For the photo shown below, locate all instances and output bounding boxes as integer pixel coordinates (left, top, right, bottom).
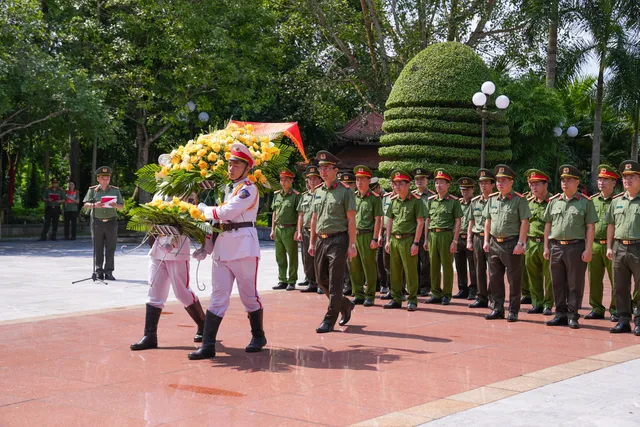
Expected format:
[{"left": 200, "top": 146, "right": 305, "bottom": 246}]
[
  {"left": 379, "top": 186, "right": 395, "bottom": 299},
  {"left": 586, "top": 165, "right": 619, "bottom": 320},
  {"left": 608, "top": 160, "right": 640, "bottom": 335},
  {"left": 271, "top": 168, "right": 300, "bottom": 290},
  {"left": 310, "top": 151, "right": 357, "bottom": 333},
  {"left": 543, "top": 165, "right": 597, "bottom": 329},
  {"left": 339, "top": 172, "right": 356, "bottom": 296},
  {"left": 350, "top": 165, "right": 383, "bottom": 306},
  {"left": 425, "top": 169, "right": 463, "bottom": 305},
  {"left": 371, "top": 178, "right": 388, "bottom": 293},
  {"left": 83, "top": 166, "right": 124, "bottom": 280},
  {"left": 39, "top": 178, "right": 67, "bottom": 241},
  {"left": 384, "top": 170, "right": 426, "bottom": 311},
  {"left": 297, "top": 166, "right": 322, "bottom": 293},
  {"left": 413, "top": 168, "right": 435, "bottom": 296},
  {"left": 482, "top": 164, "right": 531, "bottom": 322},
  {"left": 520, "top": 189, "right": 533, "bottom": 306},
  {"left": 467, "top": 169, "right": 496, "bottom": 308},
  {"left": 524, "top": 169, "right": 554, "bottom": 315},
  {"left": 454, "top": 177, "right": 477, "bottom": 299}
]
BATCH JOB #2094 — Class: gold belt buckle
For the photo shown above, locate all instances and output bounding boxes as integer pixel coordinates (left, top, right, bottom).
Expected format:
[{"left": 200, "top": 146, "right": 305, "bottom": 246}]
[
  {"left": 394, "top": 234, "right": 402, "bottom": 239},
  {"left": 478, "top": 232, "right": 485, "bottom": 237},
  {"left": 623, "top": 240, "right": 631, "bottom": 245},
  {"left": 560, "top": 240, "right": 569, "bottom": 245},
  {"left": 599, "top": 240, "right": 607, "bottom": 245},
  {"left": 496, "top": 237, "right": 504, "bottom": 243},
  {"left": 320, "top": 234, "right": 328, "bottom": 239}
]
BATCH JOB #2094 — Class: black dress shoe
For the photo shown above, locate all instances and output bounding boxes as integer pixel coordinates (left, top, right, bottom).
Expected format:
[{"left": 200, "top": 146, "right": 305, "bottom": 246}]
[
  {"left": 520, "top": 296, "right": 532, "bottom": 305},
  {"left": 407, "top": 302, "right": 417, "bottom": 312},
  {"left": 380, "top": 287, "right": 389, "bottom": 294},
  {"left": 317, "top": 287, "right": 324, "bottom": 294},
  {"left": 316, "top": 322, "right": 334, "bottom": 333},
  {"left": 380, "top": 292, "right": 392, "bottom": 300},
  {"left": 543, "top": 307, "right": 554, "bottom": 316},
  {"left": 441, "top": 296, "right": 450, "bottom": 305},
  {"left": 507, "top": 312, "right": 518, "bottom": 322},
  {"left": 453, "top": 288, "right": 469, "bottom": 299},
  {"left": 363, "top": 298, "right": 374, "bottom": 307},
  {"left": 467, "top": 288, "right": 477, "bottom": 300},
  {"left": 383, "top": 300, "right": 402, "bottom": 309},
  {"left": 546, "top": 316, "right": 568, "bottom": 326},
  {"left": 339, "top": 301, "right": 355, "bottom": 326},
  {"left": 527, "top": 306, "right": 544, "bottom": 314},
  {"left": 585, "top": 311, "right": 605, "bottom": 320},
  {"left": 468, "top": 299, "right": 488, "bottom": 309},
  {"left": 426, "top": 296, "right": 442, "bottom": 304},
  {"left": 272, "top": 282, "right": 288, "bottom": 290},
  {"left": 297, "top": 280, "right": 308, "bottom": 287},
  {"left": 105, "top": 273, "right": 116, "bottom": 281},
  {"left": 485, "top": 310, "right": 504, "bottom": 320},
  {"left": 300, "top": 285, "right": 318, "bottom": 293},
  {"left": 419, "top": 288, "right": 431, "bottom": 296},
  {"left": 568, "top": 319, "right": 580, "bottom": 329},
  {"left": 634, "top": 325, "right": 640, "bottom": 336},
  {"left": 286, "top": 284, "right": 295, "bottom": 291},
  {"left": 610, "top": 314, "right": 620, "bottom": 322},
  {"left": 343, "top": 287, "right": 352, "bottom": 296},
  {"left": 97, "top": 272, "right": 104, "bottom": 280},
  {"left": 609, "top": 322, "right": 631, "bottom": 333},
  {"left": 352, "top": 298, "right": 365, "bottom": 305}
]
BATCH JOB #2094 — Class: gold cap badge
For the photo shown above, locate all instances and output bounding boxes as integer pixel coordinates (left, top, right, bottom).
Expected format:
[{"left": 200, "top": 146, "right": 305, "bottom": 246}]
[
  {"left": 480, "top": 171, "right": 485, "bottom": 176},
  {"left": 563, "top": 167, "right": 569, "bottom": 173},
  {"left": 626, "top": 163, "right": 632, "bottom": 170},
  {"left": 499, "top": 167, "right": 504, "bottom": 173}
]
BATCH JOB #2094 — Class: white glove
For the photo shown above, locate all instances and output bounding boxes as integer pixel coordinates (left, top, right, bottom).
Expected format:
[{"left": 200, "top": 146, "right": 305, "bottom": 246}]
[
  {"left": 159, "top": 243, "right": 174, "bottom": 254},
  {"left": 192, "top": 247, "right": 207, "bottom": 261},
  {"left": 197, "top": 203, "right": 208, "bottom": 214}
]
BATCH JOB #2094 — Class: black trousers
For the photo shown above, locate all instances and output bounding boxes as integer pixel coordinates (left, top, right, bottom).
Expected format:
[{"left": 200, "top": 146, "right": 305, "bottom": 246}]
[
  {"left": 64, "top": 211, "right": 78, "bottom": 239},
  {"left": 418, "top": 235, "right": 431, "bottom": 292},
  {"left": 41, "top": 206, "right": 61, "bottom": 239},
  {"left": 314, "top": 232, "right": 352, "bottom": 325},
  {"left": 455, "top": 236, "right": 477, "bottom": 291},
  {"left": 488, "top": 238, "right": 523, "bottom": 313},
  {"left": 612, "top": 241, "right": 640, "bottom": 323},
  {"left": 550, "top": 240, "right": 587, "bottom": 320},
  {"left": 473, "top": 234, "right": 489, "bottom": 301},
  {"left": 93, "top": 218, "right": 118, "bottom": 274},
  {"left": 301, "top": 227, "right": 316, "bottom": 285},
  {"left": 376, "top": 230, "right": 388, "bottom": 289}
]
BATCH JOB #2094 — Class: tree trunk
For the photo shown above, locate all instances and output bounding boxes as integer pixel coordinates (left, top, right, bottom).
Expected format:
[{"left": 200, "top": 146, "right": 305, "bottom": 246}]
[
  {"left": 632, "top": 101, "right": 639, "bottom": 161},
  {"left": 365, "top": 0, "right": 391, "bottom": 91},
  {"left": 359, "top": 0, "right": 379, "bottom": 79},
  {"left": 136, "top": 120, "right": 151, "bottom": 203},
  {"left": 591, "top": 64, "right": 605, "bottom": 191},
  {"left": 44, "top": 148, "right": 50, "bottom": 185},
  {"left": 69, "top": 126, "right": 79, "bottom": 183},
  {"left": 417, "top": 0, "right": 428, "bottom": 49},
  {"left": 545, "top": 1, "right": 558, "bottom": 88},
  {"left": 447, "top": 0, "right": 459, "bottom": 42},
  {"left": 91, "top": 136, "right": 98, "bottom": 184},
  {"left": 8, "top": 153, "right": 17, "bottom": 207}
]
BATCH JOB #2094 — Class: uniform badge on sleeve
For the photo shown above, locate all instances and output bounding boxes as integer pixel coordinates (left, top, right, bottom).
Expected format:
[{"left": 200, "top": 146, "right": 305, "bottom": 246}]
[{"left": 239, "top": 189, "right": 251, "bottom": 199}]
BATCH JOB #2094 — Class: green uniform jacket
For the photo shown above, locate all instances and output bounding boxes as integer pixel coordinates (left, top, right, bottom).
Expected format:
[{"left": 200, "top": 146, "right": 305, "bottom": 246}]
[
  {"left": 272, "top": 189, "right": 300, "bottom": 225},
  {"left": 459, "top": 199, "right": 472, "bottom": 233},
  {"left": 382, "top": 192, "right": 393, "bottom": 230},
  {"left": 483, "top": 191, "right": 531, "bottom": 237},
  {"left": 387, "top": 193, "right": 426, "bottom": 234},
  {"left": 527, "top": 193, "right": 551, "bottom": 237},
  {"left": 355, "top": 190, "right": 383, "bottom": 230},
  {"left": 42, "top": 188, "right": 67, "bottom": 208},
  {"left": 605, "top": 192, "right": 640, "bottom": 240},
  {"left": 427, "top": 193, "right": 463, "bottom": 230},
  {"left": 296, "top": 191, "right": 315, "bottom": 229},
  {"left": 468, "top": 194, "right": 490, "bottom": 234},
  {"left": 312, "top": 180, "right": 356, "bottom": 234},
  {"left": 83, "top": 185, "right": 123, "bottom": 219},
  {"left": 591, "top": 192, "right": 614, "bottom": 240},
  {"left": 64, "top": 190, "right": 80, "bottom": 212},
  {"left": 543, "top": 192, "right": 598, "bottom": 240}
]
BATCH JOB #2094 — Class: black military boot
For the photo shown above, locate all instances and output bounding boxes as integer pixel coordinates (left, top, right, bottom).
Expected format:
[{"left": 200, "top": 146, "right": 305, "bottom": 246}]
[
  {"left": 130, "top": 304, "right": 162, "bottom": 351},
  {"left": 185, "top": 300, "right": 206, "bottom": 342},
  {"left": 245, "top": 308, "right": 267, "bottom": 353},
  {"left": 188, "top": 311, "right": 222, "bottom": 360}
]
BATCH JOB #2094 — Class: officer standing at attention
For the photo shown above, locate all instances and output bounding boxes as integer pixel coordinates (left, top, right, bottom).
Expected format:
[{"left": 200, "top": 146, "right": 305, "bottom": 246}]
[
  {"left": 350, "top": 165, "right": 383, "bottom": 306},
  {"left": 370, "top": 178, "right": 388, "bottom": 294},
  {"left": 454, "top": 177, "right": 477, "bottom": 299},
  {"left": 271, "top": 168, "right": 300, "bottom": 291},
  {"left": 189, "top": 142, "right": 267, "bottom": 359},
  {"left": 379, "top": 185, "right": 396, "bottom": 299},
  {"left": 413, "top": 168, "right": 435, "bottom": 296},
  {"left": 39, "top": 178, "right": 67, "bottom": 241},
  {"left": 384, "top": 170, "right": 426, "bottom": 311},
  {"left": 83, "top": 167, "right": 124, "bottom": 280},
  {"left": 586, "top": 165, "right": 619, "bottom": 320},
  {"left": 296, "top": 165, "right": 322, "bottom": 294},
  {"left": 543, "top": 165, "right": 597, "bottom": 329},
  {"left": 425, "top": 169, "right": 462, "bottom": 306},
  {"left": 467, "top": 169, "right": 496, "bottom": 308},
  {"left": 482, "top": 164, "right": 530, "bottom": 322},
  {"left": 524, "top": 169, "right": 554, "bottom": 315},
  {"left": 339, "top": 172, "right": 357, "bottom": 296},
  {"left": 607, "top": 160, "right": 640, "bottom": 335},
  {"left": 309, "top": 151, "right": 357, "bottom": 333}
]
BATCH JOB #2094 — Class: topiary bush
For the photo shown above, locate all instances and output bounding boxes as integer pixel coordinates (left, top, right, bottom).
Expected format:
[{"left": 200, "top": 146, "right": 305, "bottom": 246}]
[{"left": 380, "top": 42, "right": 511, "bottom": 179}]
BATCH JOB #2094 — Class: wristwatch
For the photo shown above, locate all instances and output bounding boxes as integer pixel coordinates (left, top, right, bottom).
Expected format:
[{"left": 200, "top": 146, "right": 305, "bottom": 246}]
[
  {"left": 517, "top": 241, "right": 526, "bottom": 249},
  {"left": 350, "top": 243, "right": 356, "bottom": 248},
  {"left": 412, "top": 241, "right": 419, "bottom": 246}
]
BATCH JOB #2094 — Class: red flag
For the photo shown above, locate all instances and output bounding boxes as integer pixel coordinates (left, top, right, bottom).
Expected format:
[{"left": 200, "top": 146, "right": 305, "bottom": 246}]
[{"left": 228, "top": 121, "right": 308, "bottom": 162}]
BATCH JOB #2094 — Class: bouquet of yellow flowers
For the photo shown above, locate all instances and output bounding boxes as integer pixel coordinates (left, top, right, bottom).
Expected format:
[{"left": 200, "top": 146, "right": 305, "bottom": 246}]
[
  {"left": 136, "top": 123, "right": 294, "bottom": 198},
  {"left": 126, "top": 197, "right": 215, "bottom": 245}
]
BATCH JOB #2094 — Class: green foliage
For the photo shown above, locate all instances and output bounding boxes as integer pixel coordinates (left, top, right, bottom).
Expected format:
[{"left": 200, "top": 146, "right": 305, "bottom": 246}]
[
  {"left": 126, "top": 205, "right": 214, "bottom": 245},
  {"left": 379, "top": 145, "right": 512, "bottom": 163},
  {"left": 386, "top": 43, "right": 494, "bottom": 108},
  {"left": 380, "top": 132, "right": 511, "bottom": 149},
  {"left": 378, "top": 161, "right": 479, "bottom": 178},
  {"left": 382, "top": 118, "right": 510, "bottom": 137}
]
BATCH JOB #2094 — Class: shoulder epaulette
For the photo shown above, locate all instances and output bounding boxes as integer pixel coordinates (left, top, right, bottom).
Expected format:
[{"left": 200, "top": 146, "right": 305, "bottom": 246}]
[
  {"left": 371, "top": 191, "right": 380, "bottom": 197},
  {"left": 110, "top": 185, "right": 119, "bottom": 189},
  {"left": 449, "top": 194, "right": 459, "bottom": 200},
  {"left": 411, "top": 189, "right": 419, "bottom": 194},
  {"left": 613, "top": 192, "right": 625, "bottom": 199},
  {"left": 527, "top": 195, "right": 535, "bottom": 201},
  {"left": 274, "top": 190, "right": 282, "bottom": 194},
  {"left": 582, "top": 194, "right": 592, "bottom": 200},
  {"left": 591, "top": 192, "right": 601, "bottom": 198},
  {"left": 243, "top": 180, "right": 254, "bottom": 186},
  {"left": 489, "top": 192, "right": 499, "bottom": 197},
  {"left": 471, "top": 195, "right": 482, "bottom": 201},
  {"left": 293, "top": 190, "right": 300, "bottom": 195},
  {"left": 314, "top": 183, "right": 324, "bottom": 189},
  {"left": 429, "top": 189, "right": 436, "bottom": 195},
  {"left": 301, "top": 191, "right": 309, "bottom": 196},
  {"left": 549, "top": 193, "right": 562, "bottom": 200},
  {"left": 340, "top": 181, "right": 350, "bottom": 188},
  {"left": 428, "top": 194, "right": 438, "bottom": 200},
  {"left": 390, "top": 194, "right": 399, "bottom": 200},
  {"left": 514, "top": 192, "right": 524, "bottom": 198},
  {"left": 89, "top": 185, "right": 98, "bottom": 189}
]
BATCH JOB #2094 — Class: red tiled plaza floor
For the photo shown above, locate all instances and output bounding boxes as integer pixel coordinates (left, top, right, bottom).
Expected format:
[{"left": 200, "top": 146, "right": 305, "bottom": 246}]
[{"left": 0, "top": 281, "right": 637, "bottom": 426}]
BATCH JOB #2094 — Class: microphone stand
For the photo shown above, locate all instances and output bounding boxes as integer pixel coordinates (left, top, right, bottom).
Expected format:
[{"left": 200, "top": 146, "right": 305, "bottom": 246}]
[{"left": 72, "top": 197, "right": 107, "bottom": 285}]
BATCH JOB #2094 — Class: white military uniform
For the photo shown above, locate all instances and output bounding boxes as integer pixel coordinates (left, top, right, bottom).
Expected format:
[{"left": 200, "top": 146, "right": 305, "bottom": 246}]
[{"left": 201, "top": 179, "right": 262, "bottom": 317}]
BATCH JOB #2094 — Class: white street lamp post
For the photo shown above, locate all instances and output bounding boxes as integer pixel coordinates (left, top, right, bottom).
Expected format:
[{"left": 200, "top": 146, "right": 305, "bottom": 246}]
[{"left": 472, "top": 81, "right": 509, "bottom": 168}]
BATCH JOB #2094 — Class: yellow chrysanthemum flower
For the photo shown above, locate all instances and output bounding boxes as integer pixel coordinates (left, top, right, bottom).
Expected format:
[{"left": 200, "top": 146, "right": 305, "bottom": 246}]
[
  {"left": 225, "top": 152, "right": 231, "bottom": 160},
  {"left": 198, "top": 160, "right": 208, "bottom": 170},
  {"left": 200, "top": 170, "right": 208, "bottom": 178}
]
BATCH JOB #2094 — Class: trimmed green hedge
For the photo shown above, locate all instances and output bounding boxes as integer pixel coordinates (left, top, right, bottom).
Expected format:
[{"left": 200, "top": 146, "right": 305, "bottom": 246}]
[
  {"left": 384, "top": 106, "right": 507, "bottom": 124},
  {"left": 379, "top": 145, "right": 512, "bottom": 163},
  {"left": 379, "top": 160, "right": 479, "bottom": 178},
  {"left": 380, "top": 132, "right": 511, "bottom": 149},
  {"left": 382, "top": 118, "right": 510, "bottom": 138},
  {"left": 386, "top": 42, "right": 493, "bottom": 109}
]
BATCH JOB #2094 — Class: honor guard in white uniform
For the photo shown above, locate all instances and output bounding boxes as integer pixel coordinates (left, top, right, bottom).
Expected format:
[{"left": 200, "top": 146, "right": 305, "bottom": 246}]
[
  {"left": 130, "top": 194, "right": 206, "bottom": 351},
  {"left": 188, "top": 142, "right": 266, "bottom": 360}
]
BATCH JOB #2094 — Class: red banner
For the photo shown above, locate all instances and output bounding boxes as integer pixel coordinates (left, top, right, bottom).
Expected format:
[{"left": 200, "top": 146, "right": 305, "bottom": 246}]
[{"left": 228, "top": 121, "right": 308, "bottom": 162}]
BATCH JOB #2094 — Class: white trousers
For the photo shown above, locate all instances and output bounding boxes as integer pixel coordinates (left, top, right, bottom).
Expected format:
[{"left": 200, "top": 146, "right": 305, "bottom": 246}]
[
  {"left": 147, "top": 258, "right": 198, "bottom": 309},
  {"left": 208, "top": 256, "right": 262, "bottom": 317}
]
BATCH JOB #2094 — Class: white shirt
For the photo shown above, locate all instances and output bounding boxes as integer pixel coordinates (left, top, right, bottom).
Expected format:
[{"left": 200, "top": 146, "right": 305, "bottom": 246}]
[{"left": 149, "top": 235, "right": 191, "bottom": 261}]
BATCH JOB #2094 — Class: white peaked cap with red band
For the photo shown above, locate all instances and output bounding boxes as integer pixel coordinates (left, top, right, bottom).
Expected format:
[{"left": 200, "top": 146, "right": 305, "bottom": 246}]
[{"left": 229, "top": 142, "right": 254, "bottom": 169}]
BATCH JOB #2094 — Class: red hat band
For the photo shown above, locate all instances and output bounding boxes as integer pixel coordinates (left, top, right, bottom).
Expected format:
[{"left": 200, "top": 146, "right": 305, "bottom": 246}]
[
  {"left": 392, "top": 173, "right": 411, "bottom": 182},
  {"left": 435, "top": 172, "right": 452, "bottom": 181},
  {"left": 230, "top": 149, "right": 254, "bottom": 167},
  {"left": 355, "top": 171, "right": 372, "bottom": 178},
  {"left": 599, "top": 170, "right": 619, "bottom": 179},
  {"left": 528, "top": 173, "right": 548, "bottom": 182},
  {"left": 280, "top": 171, "right": 294, "bottom": 178}
]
